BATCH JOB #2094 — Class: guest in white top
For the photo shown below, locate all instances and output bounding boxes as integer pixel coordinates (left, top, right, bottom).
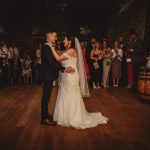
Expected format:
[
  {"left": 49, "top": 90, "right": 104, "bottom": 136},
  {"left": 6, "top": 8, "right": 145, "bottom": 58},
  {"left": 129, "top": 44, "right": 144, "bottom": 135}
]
[
  {"left": 9, "top": 46, "right": 14, "bottom": 59},
  {"left": 36, "top": 44, "right": 42, "bottom": 65},
  {"left": 102, "top": 41, "right": 112, "bottom": 88},
  {"left": 13, "top": 45, "right": 19, "bottom": 56},
  {"left": 112, "top": 41, "right": 123, "bottom": 87},
  {"left": 0, "top": 43, "right": 11, "bottom": 60},
  {"left": 0, "top": 43, "right": 10, "bottom": 87}
]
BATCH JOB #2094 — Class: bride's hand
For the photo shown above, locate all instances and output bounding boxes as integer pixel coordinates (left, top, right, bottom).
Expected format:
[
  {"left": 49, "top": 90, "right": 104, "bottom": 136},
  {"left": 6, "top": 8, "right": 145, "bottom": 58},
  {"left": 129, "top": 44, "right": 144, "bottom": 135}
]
[{"left": 64, "top": 66, "right": 75, "bottom": 74}]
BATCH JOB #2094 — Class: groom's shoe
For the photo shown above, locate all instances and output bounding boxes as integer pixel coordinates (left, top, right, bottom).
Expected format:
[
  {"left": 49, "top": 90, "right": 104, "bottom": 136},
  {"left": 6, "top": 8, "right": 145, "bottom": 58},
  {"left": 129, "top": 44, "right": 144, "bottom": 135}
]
[
  {"left": 41, "top": 119, "right": 56, "bottom": 126},
  {"left": 47, "top": 114, "right": 53, "bottom": 121}
]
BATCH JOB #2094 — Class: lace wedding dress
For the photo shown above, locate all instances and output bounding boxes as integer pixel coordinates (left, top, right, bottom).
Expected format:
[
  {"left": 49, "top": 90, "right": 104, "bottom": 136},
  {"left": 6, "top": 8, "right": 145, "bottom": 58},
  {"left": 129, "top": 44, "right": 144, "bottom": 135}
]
[{"left": 53, "top": 52, "right": 109, "bottom": 129}]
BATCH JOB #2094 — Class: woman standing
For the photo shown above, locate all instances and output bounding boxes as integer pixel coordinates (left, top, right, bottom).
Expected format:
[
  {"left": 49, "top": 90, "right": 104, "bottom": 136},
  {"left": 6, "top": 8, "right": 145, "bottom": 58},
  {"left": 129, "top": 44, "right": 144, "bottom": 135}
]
[
  {"left": 126, "top": 48, "right": 134, "bottom": 89},
  {"left": 90, "top": 42, "right": 103, "bottom": 89},
  {"left": 112, "top": 41, "right": 123, "bottom": 87},
  {"left": 80, "top": 41, "right": 90, "bottom": 81},
  {"left": 23, "top": 54, "right": 32, "bottom": 83},
  {"left": 102, "top": 41, "right": 112, "bottom": 88}
]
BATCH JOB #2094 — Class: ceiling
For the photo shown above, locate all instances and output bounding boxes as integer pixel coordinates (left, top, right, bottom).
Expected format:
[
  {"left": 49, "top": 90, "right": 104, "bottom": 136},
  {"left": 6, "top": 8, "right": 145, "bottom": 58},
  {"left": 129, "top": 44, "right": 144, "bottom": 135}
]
[
  {"left": 0, "top": 0, "right": 138, "bottom": 35},
  {"left": 0, "top": 0, "right": 123, "bottom": 8}
]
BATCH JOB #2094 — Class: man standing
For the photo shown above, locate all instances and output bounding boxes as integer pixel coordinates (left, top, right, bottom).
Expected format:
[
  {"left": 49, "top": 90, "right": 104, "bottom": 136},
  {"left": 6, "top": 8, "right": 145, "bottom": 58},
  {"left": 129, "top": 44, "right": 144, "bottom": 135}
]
[
  {"left": 40, "top": 31, "right": 75, "bottom": 125},
  {"left": 128, "top": 31, "right": 144, "bottom": 92}
]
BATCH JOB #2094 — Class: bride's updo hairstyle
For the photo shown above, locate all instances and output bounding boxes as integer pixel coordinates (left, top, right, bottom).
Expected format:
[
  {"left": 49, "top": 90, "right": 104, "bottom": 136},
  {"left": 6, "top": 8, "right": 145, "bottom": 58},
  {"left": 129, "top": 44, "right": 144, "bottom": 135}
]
[{"left": 64, "top": 33, "right": 75, "bottom": 49}]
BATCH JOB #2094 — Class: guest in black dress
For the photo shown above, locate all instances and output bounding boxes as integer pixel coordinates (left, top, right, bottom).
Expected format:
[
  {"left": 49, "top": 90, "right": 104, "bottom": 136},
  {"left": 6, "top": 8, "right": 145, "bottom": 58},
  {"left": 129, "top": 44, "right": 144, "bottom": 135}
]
[
  {"left": 90, "top": 42, "right": 103, "bottom": 89},
  {"left": 86, "top": 37, "right": 97, "bottom": 85}
]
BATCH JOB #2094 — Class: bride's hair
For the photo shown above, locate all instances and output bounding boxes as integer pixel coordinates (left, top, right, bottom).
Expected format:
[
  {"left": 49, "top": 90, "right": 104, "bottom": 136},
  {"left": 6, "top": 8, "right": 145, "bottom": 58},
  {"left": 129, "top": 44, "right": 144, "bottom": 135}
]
[{"left": 65, "top": 33, "right": 75, "bottom": 49}]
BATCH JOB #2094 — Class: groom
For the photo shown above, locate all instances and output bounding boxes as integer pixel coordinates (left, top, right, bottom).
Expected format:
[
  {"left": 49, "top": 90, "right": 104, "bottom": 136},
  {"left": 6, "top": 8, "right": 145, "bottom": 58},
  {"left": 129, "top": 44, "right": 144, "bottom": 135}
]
[{"left": 40, "top": 30, "right": 75, "bottom": 125}]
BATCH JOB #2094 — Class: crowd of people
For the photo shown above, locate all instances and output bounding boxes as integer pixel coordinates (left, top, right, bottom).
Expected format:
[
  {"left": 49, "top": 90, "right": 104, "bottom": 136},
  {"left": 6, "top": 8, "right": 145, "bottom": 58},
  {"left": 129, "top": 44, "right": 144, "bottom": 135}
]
[
  {"left": 0, "top": 30, "right": 145, "bottom": 93},
  {"left": 80, "top": 31, "right": 144, "bottom": 92},
  {"left": 0, "top": 42, "right": 35, "bottom": 87}
]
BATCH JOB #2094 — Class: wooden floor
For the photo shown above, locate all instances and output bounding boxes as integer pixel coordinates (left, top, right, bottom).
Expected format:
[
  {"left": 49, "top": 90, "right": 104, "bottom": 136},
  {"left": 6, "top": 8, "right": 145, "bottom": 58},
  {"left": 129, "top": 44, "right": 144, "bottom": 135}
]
[{"left": 0, "top": 84, "right": 150, "bottom": 150}]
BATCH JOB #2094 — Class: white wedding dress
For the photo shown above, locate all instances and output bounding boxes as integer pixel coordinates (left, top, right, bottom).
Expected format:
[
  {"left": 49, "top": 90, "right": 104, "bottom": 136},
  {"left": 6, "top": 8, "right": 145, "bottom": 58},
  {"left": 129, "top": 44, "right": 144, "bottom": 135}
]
[{"left": 53, "top": 52, "right": 109, "bottom": 129}]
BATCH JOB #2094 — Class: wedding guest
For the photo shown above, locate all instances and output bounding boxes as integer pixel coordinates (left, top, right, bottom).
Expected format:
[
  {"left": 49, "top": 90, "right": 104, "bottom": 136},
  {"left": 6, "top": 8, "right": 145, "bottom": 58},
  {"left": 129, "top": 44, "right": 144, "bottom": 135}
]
[
  {"left": 128, "top": 31, "right": 144, "bottom": 92},
  {"left": 0, "top": 43, "right": 11, "bottom": 64},
  {"left": 91, "top": 37, "right": 97, "bottom": 49},
  {"left": 0, "top": 43, "right": 11, "bottom": 87},
  {"left": 84, "top": 41, "right": 88, "bottom": 48},
  {"left": 23, "top": 54, "right": 32, "bottom": 83},
  {"left": 10, "top": 54, "right": 22, "bottom": 85},
  {"left": 80, "top": 41, "right": 90, "bottom": 80},
  {"left": 126, "top": 49, "right": 134, "bottom": 89},
  {"left": 13, "top": 44, "right": 19, "bottom": 56},
  {"left": 9, "top": 45, "right": 14, "bottom": 59},
  {"left": 119, "top": 36, "right": 128, "bottom": 86},
  {"left": 90, "top": 42, "right": 103, "bottom": 89},
  {"left": 36, "top": 43, "right": 42, "bottom": 82},
  {"left": 102, "top": 41, "right": 112, "bottom": 88},
  {"left": 112, "top": 41, "right": 123, "bottom": 87},
  {"left": 30, "top": 51, "right": 36, "bottom": 83},
  {"left": 0, "top": 43, "right": 10, "bottom": 59},
  {"left": 86, "top": 37, "right": 97, "bottom": 85}
]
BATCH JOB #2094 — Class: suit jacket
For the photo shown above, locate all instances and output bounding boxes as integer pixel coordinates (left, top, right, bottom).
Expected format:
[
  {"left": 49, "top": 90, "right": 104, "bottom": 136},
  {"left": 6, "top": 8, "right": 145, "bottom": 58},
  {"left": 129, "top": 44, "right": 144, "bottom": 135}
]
[
  {"left": 40, "top": 43, "right": 64, "bottom": 81},
  {"left": 131, "top": 39, "right": 144, "bottom": 65}
]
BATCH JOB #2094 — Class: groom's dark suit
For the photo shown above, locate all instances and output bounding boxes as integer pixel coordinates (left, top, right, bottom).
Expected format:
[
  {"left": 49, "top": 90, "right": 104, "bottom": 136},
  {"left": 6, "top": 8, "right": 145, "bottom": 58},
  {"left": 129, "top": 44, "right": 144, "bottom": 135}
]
[{"left": 40, "top": 42, "right": 65, "bottom": 121}]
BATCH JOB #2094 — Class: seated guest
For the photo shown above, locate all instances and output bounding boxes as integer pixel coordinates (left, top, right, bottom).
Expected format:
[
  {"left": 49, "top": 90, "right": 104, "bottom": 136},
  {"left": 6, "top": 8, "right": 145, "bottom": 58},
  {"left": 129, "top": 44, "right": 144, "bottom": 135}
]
[
  {"left": 112, "top": 41, "right": 123, "bottom": 87},
  {"left": 90, "top": 42, "right": 103, "bottom": 89},
  {"left": 80, "top": 41, "right": 90, "bottom": 81},
  {"left": 23, "top": 54, "right": 32, "bottom": 83},
  {"left": 102, "top": 41, "right": 112, "bottom": 88},
  {"left": 10, "top": 54, "right": 22, "bottom": 85}
]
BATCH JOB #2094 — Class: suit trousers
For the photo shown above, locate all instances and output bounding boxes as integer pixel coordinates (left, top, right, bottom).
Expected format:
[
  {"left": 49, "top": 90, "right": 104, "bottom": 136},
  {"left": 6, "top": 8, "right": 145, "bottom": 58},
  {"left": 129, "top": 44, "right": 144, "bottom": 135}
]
[
  {"left": 132, "top": 64, "right": 140, "bottom": 92},
  {"left": 41, "top": 80, "right": 53, "bottom": 121}
]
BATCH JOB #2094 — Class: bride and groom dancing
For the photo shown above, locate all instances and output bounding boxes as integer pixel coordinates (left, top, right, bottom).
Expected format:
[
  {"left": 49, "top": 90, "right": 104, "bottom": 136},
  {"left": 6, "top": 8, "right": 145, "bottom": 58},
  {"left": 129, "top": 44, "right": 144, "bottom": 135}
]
[{"left": 40, "top": 31, "right": 109, "bottom": 129}]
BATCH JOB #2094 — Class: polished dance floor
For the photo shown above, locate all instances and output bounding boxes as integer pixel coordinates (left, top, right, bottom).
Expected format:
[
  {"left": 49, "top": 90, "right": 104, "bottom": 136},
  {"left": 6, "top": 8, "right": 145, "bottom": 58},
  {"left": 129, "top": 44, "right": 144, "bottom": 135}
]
[{"left": 0, "top": 84, "right": 150, "bottom": 150}]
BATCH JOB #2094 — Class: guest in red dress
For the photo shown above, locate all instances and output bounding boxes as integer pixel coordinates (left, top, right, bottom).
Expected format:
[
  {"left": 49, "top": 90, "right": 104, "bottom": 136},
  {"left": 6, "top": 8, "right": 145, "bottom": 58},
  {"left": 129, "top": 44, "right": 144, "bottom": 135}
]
[
  {"left": 127, "top": 63, "right": 134, "bottom": 88},
  {"left": 80, "top": 41, "right": 90, "bottom": 80},
  {"left": 126, "top": 51, "right": 134, "bottom": 89}
]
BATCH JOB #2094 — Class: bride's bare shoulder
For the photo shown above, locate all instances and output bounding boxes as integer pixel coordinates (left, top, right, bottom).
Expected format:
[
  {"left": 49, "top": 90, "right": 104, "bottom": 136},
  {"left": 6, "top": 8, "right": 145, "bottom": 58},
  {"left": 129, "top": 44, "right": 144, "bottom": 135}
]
[{"left": 66, "top": 48, "right": 77, "bottom": 57}]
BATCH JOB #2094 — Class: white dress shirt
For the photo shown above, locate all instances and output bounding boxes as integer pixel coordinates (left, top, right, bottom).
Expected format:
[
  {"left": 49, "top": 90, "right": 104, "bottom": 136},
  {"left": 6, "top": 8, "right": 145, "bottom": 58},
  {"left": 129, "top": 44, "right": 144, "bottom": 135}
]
[
  {"left": 36, "top": 48, "right": 41, "bottom": 64},
  {"left": 0, "top": 47, "right": 10, "bottom": 59},
  {"left": 13, "top": 47, "right": 19, "bottom": 56}
]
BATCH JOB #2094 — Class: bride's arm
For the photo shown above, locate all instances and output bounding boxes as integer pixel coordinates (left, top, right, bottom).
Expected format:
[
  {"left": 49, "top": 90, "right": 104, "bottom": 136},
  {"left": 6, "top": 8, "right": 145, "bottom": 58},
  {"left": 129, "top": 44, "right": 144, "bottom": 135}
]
[{"left": 51, "top": 47, "right": 75, "bottom": 61}]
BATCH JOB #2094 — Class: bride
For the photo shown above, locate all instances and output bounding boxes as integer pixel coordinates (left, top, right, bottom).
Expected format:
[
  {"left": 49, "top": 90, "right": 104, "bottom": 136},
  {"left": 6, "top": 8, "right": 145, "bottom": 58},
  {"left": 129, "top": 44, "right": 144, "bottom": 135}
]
[{"left": 51, "top": 34, "right": 109, "bottom": 129}]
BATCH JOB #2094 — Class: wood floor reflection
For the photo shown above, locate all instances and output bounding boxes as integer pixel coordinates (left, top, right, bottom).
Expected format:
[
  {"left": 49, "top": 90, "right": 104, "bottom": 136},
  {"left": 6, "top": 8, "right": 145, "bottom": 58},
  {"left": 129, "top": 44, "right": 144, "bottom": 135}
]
[{"left": 0, "top": 84, "right": 150, "bottom": 150}]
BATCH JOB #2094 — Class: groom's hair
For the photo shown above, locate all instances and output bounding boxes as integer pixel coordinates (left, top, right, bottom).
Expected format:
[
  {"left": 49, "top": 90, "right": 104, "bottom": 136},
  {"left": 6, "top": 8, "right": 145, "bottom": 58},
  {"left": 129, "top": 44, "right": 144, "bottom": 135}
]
[{"left": 46, "top": 30, "right": 57, "bottom": 36}]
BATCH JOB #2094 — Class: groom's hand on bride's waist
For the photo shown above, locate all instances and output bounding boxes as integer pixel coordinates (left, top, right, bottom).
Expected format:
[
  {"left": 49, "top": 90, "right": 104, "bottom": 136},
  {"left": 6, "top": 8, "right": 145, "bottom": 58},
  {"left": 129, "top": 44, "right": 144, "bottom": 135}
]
[{"left": 64, "top": 66, "right": 75, "bottom": 74}]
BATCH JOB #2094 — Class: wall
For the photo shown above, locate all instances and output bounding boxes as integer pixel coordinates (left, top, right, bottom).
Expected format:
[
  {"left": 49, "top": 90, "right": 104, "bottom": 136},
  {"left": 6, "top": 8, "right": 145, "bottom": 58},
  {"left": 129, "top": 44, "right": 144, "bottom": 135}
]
[{"left": 107, "top": 0, "right": 147, "bottom": 43}]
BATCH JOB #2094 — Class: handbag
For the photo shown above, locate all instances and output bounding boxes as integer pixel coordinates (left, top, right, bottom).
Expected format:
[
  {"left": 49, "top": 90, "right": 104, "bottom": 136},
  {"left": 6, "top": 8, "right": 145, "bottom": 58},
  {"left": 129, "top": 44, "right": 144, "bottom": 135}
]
[
  {"left": 106, "top": 62, "right": 111, "bottom": 66},
  {"left": 93, "top": 61, "right": 99, "bottom": 69}
]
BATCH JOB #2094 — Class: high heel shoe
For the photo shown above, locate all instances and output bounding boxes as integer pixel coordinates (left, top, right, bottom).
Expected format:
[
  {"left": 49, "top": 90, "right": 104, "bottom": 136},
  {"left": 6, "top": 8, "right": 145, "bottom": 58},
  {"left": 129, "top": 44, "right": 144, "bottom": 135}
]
[{"left": 93, "top": 85, "right": 97, "bottom": 89}]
